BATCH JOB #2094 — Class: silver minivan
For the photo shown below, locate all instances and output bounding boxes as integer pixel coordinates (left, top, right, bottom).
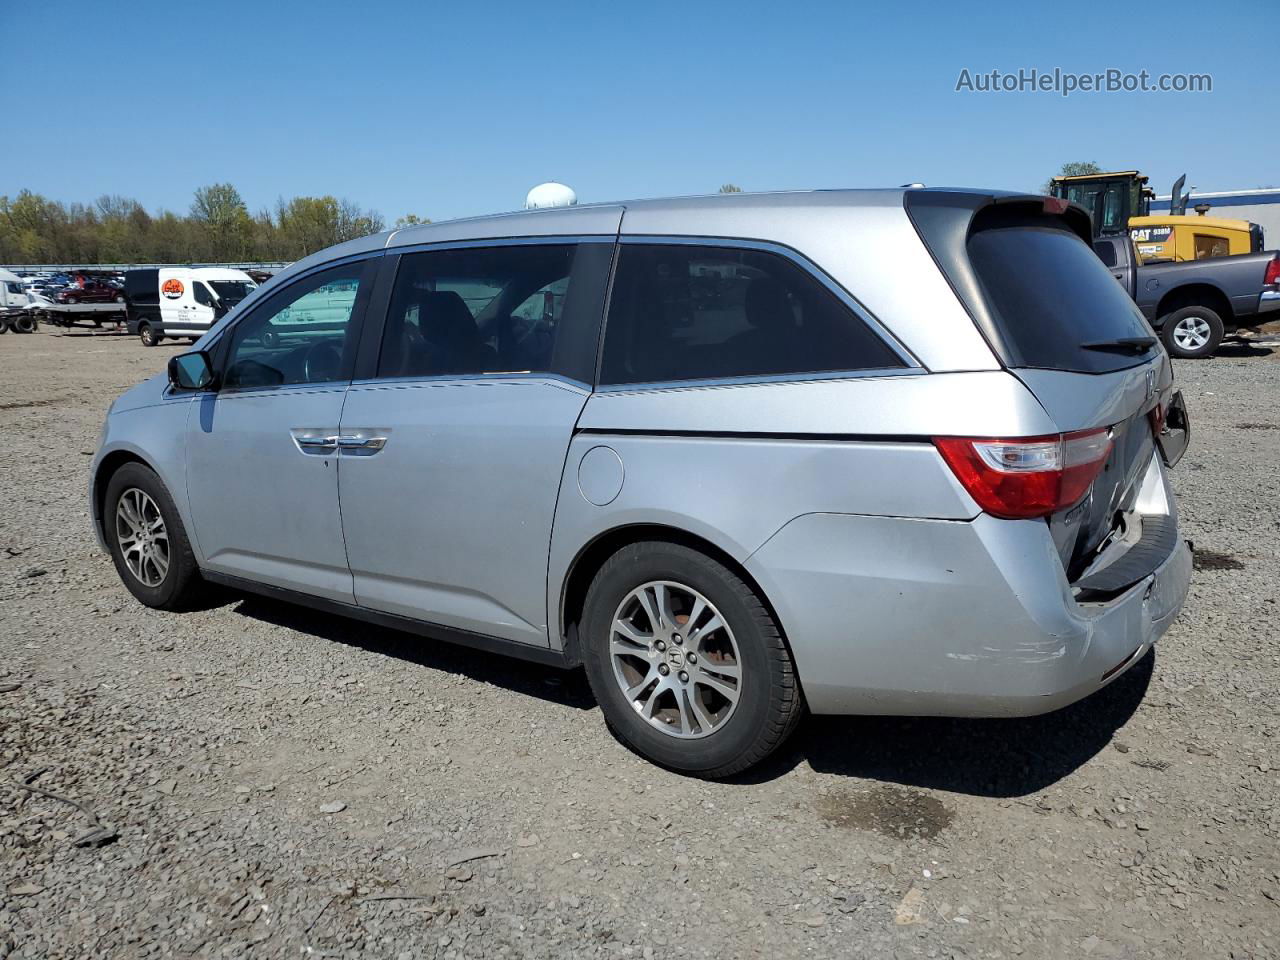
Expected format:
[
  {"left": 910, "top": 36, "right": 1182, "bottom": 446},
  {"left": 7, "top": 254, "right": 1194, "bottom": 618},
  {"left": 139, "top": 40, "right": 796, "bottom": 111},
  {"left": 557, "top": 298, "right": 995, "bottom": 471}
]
[{"left": 90, "top": 189, "right": 1193, "bottom": 777}]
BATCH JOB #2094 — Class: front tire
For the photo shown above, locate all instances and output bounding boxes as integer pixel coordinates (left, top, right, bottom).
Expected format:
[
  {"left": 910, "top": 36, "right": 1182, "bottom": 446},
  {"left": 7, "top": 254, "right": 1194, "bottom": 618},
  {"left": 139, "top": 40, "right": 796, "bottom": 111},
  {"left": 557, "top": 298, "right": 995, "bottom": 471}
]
[
  {"left": 1160, "top": 305, "right": 1224, "bottom": 359},
  {"left": 104, "top": 463, "right": 204, "bottom": 610},
  {"left": 139, "top": 321, "right": 160, "bottom": 347},
  {"left": 580, "top": 541, "right": 804, "bottom": 778}
]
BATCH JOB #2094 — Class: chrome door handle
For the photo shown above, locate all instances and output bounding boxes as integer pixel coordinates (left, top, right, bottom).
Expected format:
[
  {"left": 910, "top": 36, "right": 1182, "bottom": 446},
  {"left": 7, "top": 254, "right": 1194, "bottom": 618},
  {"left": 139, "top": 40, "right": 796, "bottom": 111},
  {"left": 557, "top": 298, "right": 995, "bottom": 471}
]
[
  {"left": 335, "top": 436, "right": 387, "bottom": 452},
  {"left": 293, "top": 434, "right": 338, "bottom": 455}
]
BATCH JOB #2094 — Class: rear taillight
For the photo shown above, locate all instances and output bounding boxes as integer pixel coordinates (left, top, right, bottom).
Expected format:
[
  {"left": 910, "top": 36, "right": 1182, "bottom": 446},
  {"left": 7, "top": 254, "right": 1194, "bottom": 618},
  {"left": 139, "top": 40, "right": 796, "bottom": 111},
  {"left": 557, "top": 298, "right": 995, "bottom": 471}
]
[
  {"left": 1263, "top": 255, "right": 1280, "bottom": 287},
  {"left": 934, "top": 429, "right": 1113, "bottom": 519}
]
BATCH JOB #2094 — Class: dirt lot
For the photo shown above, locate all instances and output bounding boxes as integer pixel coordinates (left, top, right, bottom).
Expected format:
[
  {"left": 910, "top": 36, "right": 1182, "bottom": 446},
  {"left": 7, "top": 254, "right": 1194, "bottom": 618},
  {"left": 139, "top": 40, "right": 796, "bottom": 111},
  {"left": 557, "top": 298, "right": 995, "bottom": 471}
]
[{"left": 1, "top": 326, "right": 1278, "bottom": 959}]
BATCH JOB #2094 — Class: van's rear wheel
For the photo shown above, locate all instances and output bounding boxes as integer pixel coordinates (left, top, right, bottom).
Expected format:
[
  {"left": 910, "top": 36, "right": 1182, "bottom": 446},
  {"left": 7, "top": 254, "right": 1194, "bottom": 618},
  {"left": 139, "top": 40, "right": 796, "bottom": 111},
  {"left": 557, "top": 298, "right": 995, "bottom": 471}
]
[
  {"left": 1161, "top": 305, "right": 1224, "bottom": 359},
  {"left": 139, "top": 321, "right": 160, "bottom": 347},
  {"left": 580, "top": 541, "right": 804, "bottom": 778}
]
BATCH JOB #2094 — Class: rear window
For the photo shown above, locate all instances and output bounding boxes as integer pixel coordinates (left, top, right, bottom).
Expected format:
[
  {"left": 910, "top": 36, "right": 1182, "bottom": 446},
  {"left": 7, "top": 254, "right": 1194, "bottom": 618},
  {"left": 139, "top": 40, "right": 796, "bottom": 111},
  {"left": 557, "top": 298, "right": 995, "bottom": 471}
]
[
  {"left": 968, "top": 223, "right": 1156, "bottom": 373},
  {"left": 599, "top": 244, "right": 903, "bottom": 385}
]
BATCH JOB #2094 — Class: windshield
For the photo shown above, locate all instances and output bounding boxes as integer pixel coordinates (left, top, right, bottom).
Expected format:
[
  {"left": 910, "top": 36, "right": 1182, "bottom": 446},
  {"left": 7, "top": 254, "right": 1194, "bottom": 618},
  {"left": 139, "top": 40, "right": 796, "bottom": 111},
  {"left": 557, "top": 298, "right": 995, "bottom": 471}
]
[{"left": 208, "top": 280, "right": 256, "bottom": 302}]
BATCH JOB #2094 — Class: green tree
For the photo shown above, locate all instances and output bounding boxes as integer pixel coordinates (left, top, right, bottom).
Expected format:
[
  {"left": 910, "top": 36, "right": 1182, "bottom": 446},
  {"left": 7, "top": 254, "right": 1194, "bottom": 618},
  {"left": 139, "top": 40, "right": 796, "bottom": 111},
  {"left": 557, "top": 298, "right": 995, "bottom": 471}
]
[
  {"left": 0, "top": 190, "right": 61, "bottom": 261},
  {"left": 1044, "top": 161, "right": 1102, "bottom": 195},
  {"left": 719, "top": 183, "right": 743, "bottom": 194},
  {"left": 96, "top": 195, "right": 149, "bottom": 262},
  {"left": 0, "top": 185, "right": 388, "bottom": 265},
  {"left": 275, "top": 195, "right": 341, "bottom": 258},
  {"left": 191, "top": 183, "right": 253, "bottom": 260},
  {"left": 394, "top": 213, "right": 431, "bottom": 227},
  {"left": 337, "top": 198, "right": 385, "bottom": 242}
]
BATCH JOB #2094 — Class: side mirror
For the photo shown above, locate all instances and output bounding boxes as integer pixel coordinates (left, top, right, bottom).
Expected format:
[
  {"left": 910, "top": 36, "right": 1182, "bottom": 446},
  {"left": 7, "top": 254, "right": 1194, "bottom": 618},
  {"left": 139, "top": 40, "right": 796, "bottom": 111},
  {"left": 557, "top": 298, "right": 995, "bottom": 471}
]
[{"left": 168, "top": 351, "right": 216, "bottom": 391}]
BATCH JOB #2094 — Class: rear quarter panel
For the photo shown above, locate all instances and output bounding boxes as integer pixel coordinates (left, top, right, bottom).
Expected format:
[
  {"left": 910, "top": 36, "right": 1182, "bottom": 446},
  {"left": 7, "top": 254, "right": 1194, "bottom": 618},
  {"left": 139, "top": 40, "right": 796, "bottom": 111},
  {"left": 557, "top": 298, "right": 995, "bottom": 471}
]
[{"left": 546, "top": 371, "right": 1055, "bottom": 649}]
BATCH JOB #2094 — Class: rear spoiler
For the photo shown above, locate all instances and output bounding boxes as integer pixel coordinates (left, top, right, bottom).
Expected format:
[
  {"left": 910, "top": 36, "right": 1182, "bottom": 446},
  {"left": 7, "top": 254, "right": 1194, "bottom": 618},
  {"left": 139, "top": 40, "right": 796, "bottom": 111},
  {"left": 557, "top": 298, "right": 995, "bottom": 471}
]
[{"left": 905, "top": 189, "right": 1093, "bottom": 243}]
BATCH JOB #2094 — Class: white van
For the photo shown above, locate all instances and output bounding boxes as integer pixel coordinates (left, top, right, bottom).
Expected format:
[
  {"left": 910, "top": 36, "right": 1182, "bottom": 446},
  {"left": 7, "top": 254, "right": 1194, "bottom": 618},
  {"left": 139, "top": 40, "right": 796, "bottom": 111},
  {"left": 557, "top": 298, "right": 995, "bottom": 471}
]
[{"left": 124, "top": 268, "right": 257, "bottom": 346}]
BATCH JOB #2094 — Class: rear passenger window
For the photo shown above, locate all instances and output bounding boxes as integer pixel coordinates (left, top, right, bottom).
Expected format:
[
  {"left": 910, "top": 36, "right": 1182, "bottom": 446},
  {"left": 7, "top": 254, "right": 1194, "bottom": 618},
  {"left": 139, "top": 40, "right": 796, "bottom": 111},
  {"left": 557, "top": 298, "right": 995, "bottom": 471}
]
[
  {"left": 599, "top": 244, "right": 902, "bottom": 385},
  {"left": 378, "top": 245, "right": 582, "bottom": 378}
]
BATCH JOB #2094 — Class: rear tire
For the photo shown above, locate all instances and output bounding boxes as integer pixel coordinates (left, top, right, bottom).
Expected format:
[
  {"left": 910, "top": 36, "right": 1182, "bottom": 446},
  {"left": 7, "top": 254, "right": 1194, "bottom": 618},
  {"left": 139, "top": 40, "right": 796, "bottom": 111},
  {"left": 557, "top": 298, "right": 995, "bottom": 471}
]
[
  {"left": 1160, "top": 305, "right": 1224, "bottom": 359},
  {"left": 12, "top": 315, "right": 35, "bottom": 334},
  {"left": 104, "top": 462, "right": 204, "bottom": 610},
  {"left": 580, "top": 541, "right": 804, "bottom": 778}
]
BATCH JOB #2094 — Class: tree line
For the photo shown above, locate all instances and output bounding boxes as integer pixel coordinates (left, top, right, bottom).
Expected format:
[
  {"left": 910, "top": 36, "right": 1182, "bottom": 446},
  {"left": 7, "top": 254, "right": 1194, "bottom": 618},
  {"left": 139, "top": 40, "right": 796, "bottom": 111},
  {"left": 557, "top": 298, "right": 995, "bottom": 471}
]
[{"left": 0, "top": 184, "right": 422, "bottom": 265}]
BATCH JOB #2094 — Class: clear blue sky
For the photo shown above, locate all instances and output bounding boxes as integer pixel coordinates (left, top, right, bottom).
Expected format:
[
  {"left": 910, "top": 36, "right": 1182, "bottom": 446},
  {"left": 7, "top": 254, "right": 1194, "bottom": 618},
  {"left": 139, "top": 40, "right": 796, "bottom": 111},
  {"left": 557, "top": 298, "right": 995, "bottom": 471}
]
[{"left": 3, "top": 0, "right": 1274, "bottom": 222}]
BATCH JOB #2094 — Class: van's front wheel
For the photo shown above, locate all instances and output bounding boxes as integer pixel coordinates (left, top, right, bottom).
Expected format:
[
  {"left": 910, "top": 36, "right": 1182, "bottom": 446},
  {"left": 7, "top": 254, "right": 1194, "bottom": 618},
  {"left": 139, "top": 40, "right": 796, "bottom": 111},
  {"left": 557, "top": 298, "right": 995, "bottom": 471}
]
[
  {"left": 139, "top": 321, "right": 160, "bottom": 347},
  {"left": 104, "top": 462, "right": 204, "bottom": 610},
  {"left": 580, "top": 541, "right": 804, "bottom": 778}
]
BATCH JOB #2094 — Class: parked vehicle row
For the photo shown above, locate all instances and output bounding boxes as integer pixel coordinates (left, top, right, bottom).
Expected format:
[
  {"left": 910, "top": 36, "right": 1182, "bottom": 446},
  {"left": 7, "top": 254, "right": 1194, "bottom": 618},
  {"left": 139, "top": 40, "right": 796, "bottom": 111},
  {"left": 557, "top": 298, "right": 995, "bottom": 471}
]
[
  {"left": 90, "top": 188, "right": 1192, "bottom": 777},
  {"left": 8, "top": 270, "right": 128, "bottom": 306},
  {"left": 55, "top": 275, "right": 126, "bottom": 305}
]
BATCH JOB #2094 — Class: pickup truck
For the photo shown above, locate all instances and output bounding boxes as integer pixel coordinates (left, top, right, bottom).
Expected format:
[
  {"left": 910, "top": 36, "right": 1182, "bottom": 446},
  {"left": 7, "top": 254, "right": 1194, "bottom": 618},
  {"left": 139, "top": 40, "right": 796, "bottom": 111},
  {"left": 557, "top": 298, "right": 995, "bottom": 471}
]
[
  {"left": 1093, "top": 236, "right": 1280, "bottom": 358},
  {"left": 55, "top": 277, "right": 127, "bottom": 305}
]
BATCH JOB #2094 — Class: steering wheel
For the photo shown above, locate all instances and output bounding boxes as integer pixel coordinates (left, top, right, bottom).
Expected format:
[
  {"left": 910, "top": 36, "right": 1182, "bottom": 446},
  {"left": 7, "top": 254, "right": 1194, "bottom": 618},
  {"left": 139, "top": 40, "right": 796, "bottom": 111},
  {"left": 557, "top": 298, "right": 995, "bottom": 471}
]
[{"left": 303, "top": 340, "right": 343, "bottom": 382}]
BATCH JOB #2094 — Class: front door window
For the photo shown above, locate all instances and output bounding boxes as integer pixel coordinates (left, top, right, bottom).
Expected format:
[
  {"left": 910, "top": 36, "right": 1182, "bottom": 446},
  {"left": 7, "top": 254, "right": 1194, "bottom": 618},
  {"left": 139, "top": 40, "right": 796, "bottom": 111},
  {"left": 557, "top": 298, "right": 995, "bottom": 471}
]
[{"left": 222, "top": 263, "right": 370, "bottom": 389}]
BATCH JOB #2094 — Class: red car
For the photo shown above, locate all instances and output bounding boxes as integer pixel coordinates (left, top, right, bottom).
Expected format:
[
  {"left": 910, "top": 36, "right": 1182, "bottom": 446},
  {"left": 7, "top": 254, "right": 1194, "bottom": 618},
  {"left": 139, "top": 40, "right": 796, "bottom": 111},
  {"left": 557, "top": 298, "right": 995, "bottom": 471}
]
[{"left": 57, "top": 276, "right": 125, "bottom": 304}]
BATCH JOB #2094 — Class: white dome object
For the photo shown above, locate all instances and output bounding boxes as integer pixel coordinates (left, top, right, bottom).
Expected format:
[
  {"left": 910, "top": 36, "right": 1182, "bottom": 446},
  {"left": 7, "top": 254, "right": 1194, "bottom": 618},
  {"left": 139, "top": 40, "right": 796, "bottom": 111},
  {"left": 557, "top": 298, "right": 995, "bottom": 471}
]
[{"left": 525, "top": 182, "right": 578, "bottom": 209}]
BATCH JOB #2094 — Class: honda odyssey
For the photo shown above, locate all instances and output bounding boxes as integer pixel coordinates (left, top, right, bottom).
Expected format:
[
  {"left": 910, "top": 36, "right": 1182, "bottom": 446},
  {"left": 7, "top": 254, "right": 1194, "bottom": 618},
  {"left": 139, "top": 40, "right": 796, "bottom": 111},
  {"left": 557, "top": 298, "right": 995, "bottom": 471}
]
[{"left": 90, "top": 188, "right": 1193, "bottom": 776}]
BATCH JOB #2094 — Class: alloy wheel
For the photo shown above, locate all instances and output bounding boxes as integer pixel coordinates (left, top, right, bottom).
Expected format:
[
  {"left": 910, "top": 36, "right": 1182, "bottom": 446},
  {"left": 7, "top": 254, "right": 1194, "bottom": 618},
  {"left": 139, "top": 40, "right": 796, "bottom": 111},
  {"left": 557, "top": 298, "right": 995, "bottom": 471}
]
[
  {"left": 115, "top": 488, "right": 169, "bottom": 587},
  {"left": 609, "top": 580, "right": 743, "bottom": 739},
  {"left": 1173, "top": 315, "right": 1212, "bottom": 351}
]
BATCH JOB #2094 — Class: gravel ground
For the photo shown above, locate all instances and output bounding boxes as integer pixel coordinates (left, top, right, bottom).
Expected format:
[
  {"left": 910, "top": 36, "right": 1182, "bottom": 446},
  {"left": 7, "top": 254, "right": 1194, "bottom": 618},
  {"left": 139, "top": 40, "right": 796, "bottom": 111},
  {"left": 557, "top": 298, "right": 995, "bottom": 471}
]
[{"left": 1, "top": 325, "right": 1278, "bottom": 959}]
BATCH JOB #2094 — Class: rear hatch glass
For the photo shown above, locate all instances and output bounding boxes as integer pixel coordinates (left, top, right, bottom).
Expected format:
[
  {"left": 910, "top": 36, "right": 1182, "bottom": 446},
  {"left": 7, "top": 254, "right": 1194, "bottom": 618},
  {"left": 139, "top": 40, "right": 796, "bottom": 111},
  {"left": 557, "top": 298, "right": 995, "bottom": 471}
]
[{"left": 967, "top": 218, "right": 1157, "bottom": 374}]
